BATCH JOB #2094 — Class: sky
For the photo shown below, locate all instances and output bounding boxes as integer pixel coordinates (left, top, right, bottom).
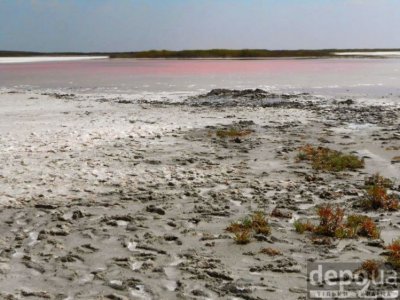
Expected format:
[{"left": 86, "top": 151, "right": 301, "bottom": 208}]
[{"left": 0, "top": 0, "right": 400, "bottom": 52}]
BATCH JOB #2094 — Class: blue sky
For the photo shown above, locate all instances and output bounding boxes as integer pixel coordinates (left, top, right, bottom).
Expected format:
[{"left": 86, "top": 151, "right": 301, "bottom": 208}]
[{"left": 0, "top": 0, "right": 399, "bottom": 52}]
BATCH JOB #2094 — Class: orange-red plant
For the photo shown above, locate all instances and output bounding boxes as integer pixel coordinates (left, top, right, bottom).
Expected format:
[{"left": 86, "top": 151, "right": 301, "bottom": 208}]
[
  {"left": 251, "top": 211, "right": 271, "bottom": 235},
  {"left": 364, "top": 184, "right": 399, "bottom": 211},
  {"left": 226, "top": 212, "right": 271, "bottom": 244},
  {"left": 294, "top": 205, "right": 379, "bottom": 240},
  {"left": 344, "top": 215, "right": 380, "bottom": 239},
  {"left": 356, "top": 260, "right": 381, "bottom": 279},
  {"left": 315, "top": 205, "right": 345, "bottom": 237},
  {"left": 387, "top": 239, "right": 400, "bottom": 269},
  {"left": 358, "top": 217, "right": 380, "bottom": 239}
]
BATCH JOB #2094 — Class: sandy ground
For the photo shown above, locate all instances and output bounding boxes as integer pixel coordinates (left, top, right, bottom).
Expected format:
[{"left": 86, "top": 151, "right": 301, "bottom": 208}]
[{"left": 0, "top": 88, "right": 399, "bottom": 299}]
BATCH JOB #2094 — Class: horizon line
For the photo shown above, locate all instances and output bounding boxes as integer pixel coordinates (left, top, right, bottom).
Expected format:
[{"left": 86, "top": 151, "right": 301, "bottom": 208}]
[{"left": 1, "top": 48, "right": 400, "bottom": 54}]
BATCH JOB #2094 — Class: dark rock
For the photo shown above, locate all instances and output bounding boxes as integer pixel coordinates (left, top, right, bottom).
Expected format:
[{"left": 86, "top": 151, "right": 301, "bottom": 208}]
[
  {"left": 222, "top": 283, "right": 251, "bottom": 294},
  {"left": 22, "top": 261, "right": 45, "bottom": 273},
  {"left": 34, "top": 203, "right": 58, "bottom": 210},
  {"left": 192, "top": 289, "right": 209, "bottom": 297},
  {"left": 205, "top": 270, "right": 233, "bottom": 281},
  {"left": 106, "top": 294, "right": 129, "bottom": 300},
  {"left": 164, "top": 235, "right": 179, "bottom": 241},
  {"left": 72, "top": 210, "right": 84, "bottom": 219},
  {"left": 365, "top": 239, "right": 384, "bottom": 248},
  {"left": 21, "top": 290, "right": 50, "bottom": 298},
  {"left": 146, "top": 205, "right": 165, "bottom": 215},
  {"left": 340, "top": 99, "right": 354, "bottom": 105}
]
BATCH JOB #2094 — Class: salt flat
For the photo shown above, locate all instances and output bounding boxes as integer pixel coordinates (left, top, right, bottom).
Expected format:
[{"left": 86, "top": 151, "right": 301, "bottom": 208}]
[
  {"left": 0, "top": 56, "right": 108, "bottom": 64},
  {"left": 335, "top": 51, "right": 400, "bottom": 57},
  {"left": 0, "top": 88, "right": 399, "bottom": 299}
]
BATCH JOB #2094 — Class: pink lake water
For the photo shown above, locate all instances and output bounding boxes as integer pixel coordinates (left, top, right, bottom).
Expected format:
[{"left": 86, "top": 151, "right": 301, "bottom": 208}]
[{"left": 1, "top": 58, "right": 400, "bottom": 98}]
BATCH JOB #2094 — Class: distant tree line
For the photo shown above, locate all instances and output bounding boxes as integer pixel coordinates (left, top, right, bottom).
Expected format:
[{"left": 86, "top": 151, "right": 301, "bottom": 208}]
[
  {"left": 109, "top": 49, "right": 400, "bottom": 58},
  {"left": 1, "top": 49, "right": 399, "bottom": 58}
]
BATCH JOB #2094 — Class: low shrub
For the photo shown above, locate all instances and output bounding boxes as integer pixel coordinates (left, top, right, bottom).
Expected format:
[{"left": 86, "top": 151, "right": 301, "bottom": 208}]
[
  {"left": 365, "top": 173, "right": 394, "bottom": 189},
  {"left": 314, "top": 205, "right": 345, "bottom": 237},
  {"left": 294, "top": 220, "right": 315, "bottom": 234},
  {"left": 251, "top": 211, "right": 271, "bottom": 235},
  {"left": 362, "top": 179, "right": 398, "bottom": 211},
  {"left": 294, "top": 205, "right": 379, "bottom": 239},
  {"left": 297, "top": 145, "right": 364, "bottom": 172},
  {"left": 386, "top": 239, "right": 400, "bottom": 269},
  {"left": 226, "top": 211, "right": 270, "bottom": 244},
  {"left": 355, "top": 260, "right": 382, "bottom": 279},
  {"left": 233, "top": 229, "right": 252, "bottom": 244},
  {"left": 345, "top": 215, "right": 380, "bottom": 239}
]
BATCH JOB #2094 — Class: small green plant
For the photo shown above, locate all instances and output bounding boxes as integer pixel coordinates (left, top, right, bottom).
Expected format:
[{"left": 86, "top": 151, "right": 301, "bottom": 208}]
[
  {"left": 225, "top": 211, "right": 270, "bottom": 244},
  {"left": 242, "top": 216, "right": 253, "bottom": 228},
  {"left": 334, "top": 226, "right": 356, "bottom": 239},
  {"left": 346, "top": 215, "right": 380, "bottom": 239},
  {"left": 296, "top": 152, "right": 308, "bottom": 161},
  {"left": 297, "top": 145, "right": 364, "bottom": 172},
  {"left": 386, "top": 239, "right": 400, "bottom": 269},
  {"left": 233, "top": 229, "right": 252, "bottom": 244},
  {"left": 251, "top": 211, "right": 271, "bottom": 235},
  {"left": 365, "top": 173, "right": 394, "bottom": 189},
  {"left": 294, "top": 220, "right": 315, "bottom": 234}
]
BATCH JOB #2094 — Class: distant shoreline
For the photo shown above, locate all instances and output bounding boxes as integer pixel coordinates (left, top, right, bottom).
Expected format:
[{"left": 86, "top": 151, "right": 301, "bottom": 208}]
[
  {"left": 0, "top": 56, "right": 108, "bottom": 64},
  {"left": 1, "top": 48, "right": 400, "bottom": 59}
]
